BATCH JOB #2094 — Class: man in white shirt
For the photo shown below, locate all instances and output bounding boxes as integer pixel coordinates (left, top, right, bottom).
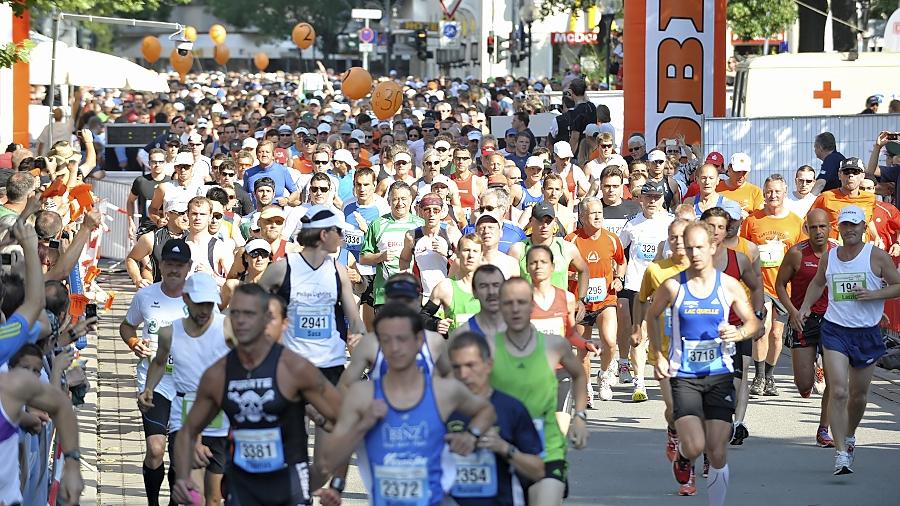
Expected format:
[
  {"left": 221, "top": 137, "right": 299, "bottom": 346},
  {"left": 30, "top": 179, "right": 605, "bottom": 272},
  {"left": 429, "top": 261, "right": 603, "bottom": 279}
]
[{"left": 785, "top": 165, "right": 818, "bottom": 217}]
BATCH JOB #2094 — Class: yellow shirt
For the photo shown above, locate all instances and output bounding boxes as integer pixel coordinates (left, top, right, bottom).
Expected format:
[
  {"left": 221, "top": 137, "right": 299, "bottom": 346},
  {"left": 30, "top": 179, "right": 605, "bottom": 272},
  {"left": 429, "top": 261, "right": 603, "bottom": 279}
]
[
  {"left": 639, "top": 257, "right": 689, "bottom": 362},
  {"left": 716, "top": 180, "right": 763, "bottom": 212}
]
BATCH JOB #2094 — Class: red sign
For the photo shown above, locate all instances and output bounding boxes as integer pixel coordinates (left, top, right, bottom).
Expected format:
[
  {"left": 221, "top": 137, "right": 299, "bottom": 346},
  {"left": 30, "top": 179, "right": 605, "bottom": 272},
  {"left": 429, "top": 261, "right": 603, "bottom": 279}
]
[{"left": 551, "top": 32, "right": 600, "bottom": 45}]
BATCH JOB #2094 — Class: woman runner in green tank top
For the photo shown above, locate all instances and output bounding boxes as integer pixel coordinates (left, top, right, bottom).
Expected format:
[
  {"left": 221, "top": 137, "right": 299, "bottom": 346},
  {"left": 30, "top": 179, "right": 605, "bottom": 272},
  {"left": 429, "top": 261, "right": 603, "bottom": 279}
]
[
  {"left": 517, "top": 238, "right": 570, "bottom": 289},
  {"left": 427, "top": 234, "right": 483, "bottom": 331}
]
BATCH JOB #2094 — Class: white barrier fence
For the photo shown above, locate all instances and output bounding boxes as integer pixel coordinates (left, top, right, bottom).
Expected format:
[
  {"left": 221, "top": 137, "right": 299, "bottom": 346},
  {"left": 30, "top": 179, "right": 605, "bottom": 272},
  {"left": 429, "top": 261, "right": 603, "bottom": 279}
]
[
  {"left": 91, "top": 173, "right": 139, "bottom": 261},
  {"left": 703, "top": 114, "right": 900, "bottom": 188}
]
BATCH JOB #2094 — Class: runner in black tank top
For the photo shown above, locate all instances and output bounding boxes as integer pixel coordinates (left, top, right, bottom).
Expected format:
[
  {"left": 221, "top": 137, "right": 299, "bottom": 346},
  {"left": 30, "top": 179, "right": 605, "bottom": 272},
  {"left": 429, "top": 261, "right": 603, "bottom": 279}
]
[{"left": 221, "top": 343, "right": 312, "bottom": 505}]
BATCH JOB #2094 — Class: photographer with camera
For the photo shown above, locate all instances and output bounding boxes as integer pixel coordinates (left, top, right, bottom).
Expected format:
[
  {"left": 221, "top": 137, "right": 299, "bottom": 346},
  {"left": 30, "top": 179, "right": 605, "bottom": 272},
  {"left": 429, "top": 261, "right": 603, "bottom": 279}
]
[{"left": 865, "top": 131, "right": 900, "bottom": 206}]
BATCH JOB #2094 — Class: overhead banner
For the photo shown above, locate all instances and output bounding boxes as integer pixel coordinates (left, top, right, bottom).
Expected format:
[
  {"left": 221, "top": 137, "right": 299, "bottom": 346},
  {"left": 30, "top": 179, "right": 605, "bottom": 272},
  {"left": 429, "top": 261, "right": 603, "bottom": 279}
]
[{"left": 624, "top": 0, "right": 726, "bottom": 146}]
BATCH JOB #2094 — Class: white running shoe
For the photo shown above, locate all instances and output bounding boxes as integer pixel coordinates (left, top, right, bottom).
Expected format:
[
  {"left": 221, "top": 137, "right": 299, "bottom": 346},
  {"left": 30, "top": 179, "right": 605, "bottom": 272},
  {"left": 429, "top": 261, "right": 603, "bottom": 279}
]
[
  {"left": 833, "top": 451, "right": 853, "bottom": 475},
  {"left": 597, "top": 372, "right": 613, "bottom": 401},
  {"left": 606, "top": 367, "right": 619, "bottom": 387}
]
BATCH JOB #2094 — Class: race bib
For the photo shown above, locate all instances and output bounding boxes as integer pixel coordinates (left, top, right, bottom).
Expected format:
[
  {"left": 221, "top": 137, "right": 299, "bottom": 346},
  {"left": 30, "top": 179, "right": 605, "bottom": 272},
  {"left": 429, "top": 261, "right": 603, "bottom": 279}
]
[
  {"left": 374, "top": 464, "right": 428, "bottom": 506},
  {"left": 636, "top": 241, "right": 657, "bottom": 262},
  {"left": 532, "top": 317, "right": 565, "bottom": 338},
  {"left": 181, "top": 392, "right": 224, "bottom": 429},
  {"left": 291, "top": 306, "right": 332, "bottom": 340},
  {"left": 232, "top": 428, "right": 286, "bottom": 473},
  {"left": 682, "top": 340, "right": 719, "bottom": 367},
  {"left": 759, "top": 240, "right": 785, "bottom": 269},
  {"left": 451, "top": 450, "right": 497, "bottom": 497},
  {"left": 832, "top": 272, "right": 867, "bottom": 302},
  {"left": 343, "top": 229, "right": 364, "bottom": 248},
  {"left": 585, "top": 277, "right": 608, "bottom": 303}
]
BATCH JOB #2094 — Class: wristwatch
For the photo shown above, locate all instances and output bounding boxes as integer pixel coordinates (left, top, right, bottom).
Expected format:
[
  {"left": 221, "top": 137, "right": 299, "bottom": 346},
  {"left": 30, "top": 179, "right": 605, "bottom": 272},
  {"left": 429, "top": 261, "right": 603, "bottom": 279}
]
[
  {"left": 329, "top": 476, "right": 345, "bottom": 494},
  {"left": 574, "top": 410, "right": 588, "bottom": 421},
  {"left": 467, "top": 426, "right": 483, "bottom": 438},
  {"left": 64, "top": 450, "right": 82, "bottom": 462},
  {"left": 506, "top": 445, "right": 518, "bottom": 460},
  {"left": 755, "top": 308, "right": 767, "bottom": 321}
]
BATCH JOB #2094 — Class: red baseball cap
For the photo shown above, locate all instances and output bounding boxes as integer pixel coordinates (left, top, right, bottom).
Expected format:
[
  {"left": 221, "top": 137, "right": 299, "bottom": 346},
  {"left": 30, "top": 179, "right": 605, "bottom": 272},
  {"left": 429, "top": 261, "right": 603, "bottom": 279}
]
[
  {"left": 487, "top": 174, "right": 508, "bottom": 187},
  {"left": 705, "top": 151, "right": 724, "bottom": 166},
  {"left": 481, "top": 146, "right": 496, "bottom": 158}
]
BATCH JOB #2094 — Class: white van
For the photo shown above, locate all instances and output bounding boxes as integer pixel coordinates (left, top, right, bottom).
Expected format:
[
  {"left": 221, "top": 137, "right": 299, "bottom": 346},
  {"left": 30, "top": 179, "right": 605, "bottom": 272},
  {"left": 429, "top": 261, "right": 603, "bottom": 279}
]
[{"left": 731, "top": 52, "right": 900, "bottom": 117}]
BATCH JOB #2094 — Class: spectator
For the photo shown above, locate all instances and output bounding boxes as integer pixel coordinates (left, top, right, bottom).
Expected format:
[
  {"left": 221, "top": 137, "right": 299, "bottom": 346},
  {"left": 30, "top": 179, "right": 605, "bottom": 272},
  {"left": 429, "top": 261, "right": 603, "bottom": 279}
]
[
  {"left": 811, "top": 131, "right": 846, "bottom": 194},
  {"left": 866, "top": 132, "right": 900, "bottom": 207}
]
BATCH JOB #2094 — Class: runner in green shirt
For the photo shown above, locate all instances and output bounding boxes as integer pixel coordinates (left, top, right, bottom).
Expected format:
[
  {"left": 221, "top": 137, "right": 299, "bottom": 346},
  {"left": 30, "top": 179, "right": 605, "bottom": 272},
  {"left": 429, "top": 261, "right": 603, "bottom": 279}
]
[{"left": 360, "top": 181, "right": 424, "bottom": 306}]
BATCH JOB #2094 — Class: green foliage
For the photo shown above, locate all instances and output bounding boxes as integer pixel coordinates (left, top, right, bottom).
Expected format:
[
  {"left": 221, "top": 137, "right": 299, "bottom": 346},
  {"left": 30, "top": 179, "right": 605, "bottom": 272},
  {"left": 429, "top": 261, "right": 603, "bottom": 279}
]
[
  {"left": 0, "top": 39, "right": 35, "bottom": 68},
  {"left": 206, "top": 0, "right": 359, "bottom": 53},
  {"left": 727, "top": 0, "right": 797, "bottom": 40}
]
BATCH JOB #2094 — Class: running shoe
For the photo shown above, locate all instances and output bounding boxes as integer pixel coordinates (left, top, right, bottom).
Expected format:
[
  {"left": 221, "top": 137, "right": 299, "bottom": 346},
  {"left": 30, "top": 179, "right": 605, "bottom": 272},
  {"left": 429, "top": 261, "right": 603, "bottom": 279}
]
[
  {"left": 845, "top": 436, "right": 856, "bottom": 466},
  {"left": 597, "top": 371, "right": 613, "bottom": 401},
  {"left": 813, "top": 365, "right": 826, "bottom": 395},
  {"left": 618, "top": 361, "right": 633, "bottom": 384},
  {"left": 632, "top": 379, "right": 648, "bottom": 402},
  {"left": 816, "top": 426, "right": 834, "bottom": 448},
  {"left": 763, "top": 377, "right": 779, "bottom": 396},
  {"left": 672, "top": 453, "right": 692, "bottom": 485},
  {"left": 678, "top": 467, "right": 697, "bottom": 496},
  {"left": 730, "top": 421, "right": 749, "bottom": 446},
  {"left": 702, "top": 454, "right": 710, "bottom": 478},
  {"left": 833, "top": 451, "right": 853, "bottom": 475},
  {"left": 587, "top": 382, "right": 596, "bottom": 410},
  {"left": 749, "top": 375, "right": 764, "bottom": 396},
  {"left": 665, "top": 428, "right": 678, "bottom": 462},
  {"left": 606, "top": 366, "right": 619, "bottom": 387}
]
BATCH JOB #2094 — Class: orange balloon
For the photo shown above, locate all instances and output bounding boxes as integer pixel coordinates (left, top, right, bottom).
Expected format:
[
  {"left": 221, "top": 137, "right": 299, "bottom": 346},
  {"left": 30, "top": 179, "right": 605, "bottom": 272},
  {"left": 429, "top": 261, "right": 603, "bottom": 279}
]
[
  {"left": 213, "top": 44, "right": 230, "bottom": 66},
  {"left": 341, "top": 67, "right": 373, "bottom": 100},
  {"left": 141, "top": 36, "right": 161, "bottom": 64},
  {"left": 170, "top": 48, "right": 194, "bottom": 76},
  {"left": 292, "top": 23, "right": 316, "bottom": 50},
  {"left": 371, "top": 81, "right": 403, "bottom": 120},
  {"left": 254, "top": 52, "right": 269, "bottom": 71},
  {"left": 184, "top": 26, "right": 198, "bottom": 42},
  {"left": 209, "top": 24, "right": 227, "bottom": 45}
]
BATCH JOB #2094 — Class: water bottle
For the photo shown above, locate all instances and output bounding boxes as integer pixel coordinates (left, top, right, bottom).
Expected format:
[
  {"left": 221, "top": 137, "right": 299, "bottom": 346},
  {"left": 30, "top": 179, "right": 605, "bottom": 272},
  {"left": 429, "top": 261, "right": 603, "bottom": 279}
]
[
  {"left": 75, "top": 334, "right": 88, "bottom": 350},
  {"left": 717, "top": 322, "right": 736, "bottom": 356}
]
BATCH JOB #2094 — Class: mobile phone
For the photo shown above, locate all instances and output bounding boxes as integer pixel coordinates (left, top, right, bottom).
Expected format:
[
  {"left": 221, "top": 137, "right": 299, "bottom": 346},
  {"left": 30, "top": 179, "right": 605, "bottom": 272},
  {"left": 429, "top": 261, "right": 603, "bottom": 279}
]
[
  {"left": 85, "top": 303, "right": 98, "bottom": 319},
  {"left": 888, "top": 133, "right": 900, "bottom": 140},
  {"left": 48, "top": 239, "right": 61, "bottom": 249},
  {"left": 0, "top": 253, "right": 11, "bottom": 266},
  {"left": 665, "top": 139, "right": 677, "bottom": 147}
]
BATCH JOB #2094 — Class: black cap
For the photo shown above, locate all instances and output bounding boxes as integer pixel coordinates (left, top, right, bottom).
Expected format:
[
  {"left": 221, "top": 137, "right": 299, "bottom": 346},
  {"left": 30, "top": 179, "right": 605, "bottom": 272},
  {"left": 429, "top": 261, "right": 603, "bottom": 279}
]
[
  {"left": 641, "top": 179, "right": 667, "bottom": 195},
  {"left": 839, "top": 157, "right": 865, "bottom": 172},
  {"left": 165, "top": 133, "right": 181, "bottom": 145},
  {"left": 160, "top": 238, "right": 191, "bottom": 263},
  {"left": 531, "top": 201, "right": 556, "bottom": 219},
  {"left": 866, "top": 95, "right": 881, "bottom": 106},
  {"left": 384, "top": 276, "right": 422, "bottom": 300}
]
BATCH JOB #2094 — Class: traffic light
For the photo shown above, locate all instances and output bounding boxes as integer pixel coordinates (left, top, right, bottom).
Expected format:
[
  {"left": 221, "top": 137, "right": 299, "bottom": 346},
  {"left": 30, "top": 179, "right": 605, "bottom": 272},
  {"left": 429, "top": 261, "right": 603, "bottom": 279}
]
[
  {"left": 486, "top": 32, "right": 495, "bottom": 59},
  {"left": 495, "top": 33, "right": 511, "bottom": 63},
  {"left": 414, "top": 29, "right": 428, "bottom": 60}
]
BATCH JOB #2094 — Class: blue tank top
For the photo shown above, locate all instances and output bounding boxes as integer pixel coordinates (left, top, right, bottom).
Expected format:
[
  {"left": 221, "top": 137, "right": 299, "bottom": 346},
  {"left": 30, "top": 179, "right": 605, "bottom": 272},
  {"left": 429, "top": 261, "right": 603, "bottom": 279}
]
[
  {"left": 363, "top": 374, "right": 450, "bottom": 506},
  {"left": 518, "top": 185, "right": 544, "bottom": 210},
  {"left": 670, "top": 271, "right": 734, "bottom": 378},
  {"left": 466, "top": 315, "right": 484, "bottom": 337}
]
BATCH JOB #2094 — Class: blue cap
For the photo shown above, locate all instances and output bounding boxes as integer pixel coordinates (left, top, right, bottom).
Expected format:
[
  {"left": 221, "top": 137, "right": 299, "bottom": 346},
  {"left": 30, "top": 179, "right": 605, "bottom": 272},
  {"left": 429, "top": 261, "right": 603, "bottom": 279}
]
[{"left": 505, "top": 128, "right": 518, "bottom": 137}]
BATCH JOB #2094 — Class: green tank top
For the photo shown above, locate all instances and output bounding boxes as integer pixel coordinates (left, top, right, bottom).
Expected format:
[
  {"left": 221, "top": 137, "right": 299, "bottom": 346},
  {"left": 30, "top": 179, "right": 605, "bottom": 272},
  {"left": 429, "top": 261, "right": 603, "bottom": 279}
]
[
  {"left": 447, "top": 279, "right": 481, "bottom": 330},
  {"left": 518, "top": 238, "right": 569, "bottom": 290},
  {"left": 490, "top": 331, "right": 565, "bottom": 462}
]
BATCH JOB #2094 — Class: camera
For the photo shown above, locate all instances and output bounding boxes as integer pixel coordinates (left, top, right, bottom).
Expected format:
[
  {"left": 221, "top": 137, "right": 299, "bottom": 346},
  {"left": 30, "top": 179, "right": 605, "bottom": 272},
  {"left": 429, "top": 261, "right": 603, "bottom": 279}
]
[{"left": 176, "top": 38, "right": 194, "bottom": 56}]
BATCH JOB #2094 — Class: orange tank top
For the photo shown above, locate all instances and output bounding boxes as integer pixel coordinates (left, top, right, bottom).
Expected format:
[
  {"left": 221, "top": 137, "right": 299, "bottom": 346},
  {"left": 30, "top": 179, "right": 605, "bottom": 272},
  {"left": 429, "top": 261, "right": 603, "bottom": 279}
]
[
  {"left": 452, "top": 172, "right": 476, "bottom": 210},
  {"left": 531, "top": 287, "right": 572, "bottom": 339}
]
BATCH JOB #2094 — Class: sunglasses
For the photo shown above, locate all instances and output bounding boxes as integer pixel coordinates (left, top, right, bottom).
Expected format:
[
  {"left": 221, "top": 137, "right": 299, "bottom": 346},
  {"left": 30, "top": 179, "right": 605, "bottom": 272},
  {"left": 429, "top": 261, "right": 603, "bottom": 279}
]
[
  {"left": 841, "top": 170, "right": 863, "bottom": 175},
  {"left": 436, "top": 147, "right": 449, "bottom": 152},
  {"left": 211, "top": 213, "right": 224, "bottom": 220},
  {"left": 169, "top": 210, "right": 186, "bottom": 216},
  {"left": 247, "top": 250, "right": 270, "bottom": 259},
  {"left": 220, "top": 171, "right": 236, "bottom": 177},
  {"left": 395, "top": 160, "right": 410, "bottom": 166},
  {"left": 279, "top": 133, "right": 292, "bottom": 137},
  {"left": 629, "top": 146, "right": 644, "bottom": 152},
  {"left": 365, "top": 135, "right": 374, "bottom": 139},
  {"left": 601, "top": 144, "right": 614, "bottom": 148},
  {"left": 238, "top": 129, "right": 250, "bottom": 133},
  {"left": 424, "top": 161, "right": 440, "bottom": 166},
  {"left": 309, "top": 186, "right": 329, "bottom": 193},
  {"left": 149, "top": 159, "right": 166, "bottom": 165},
  {"left": 303, "top": 139, "right": 316, "bottom": 144},
  {"left": 796, "top": 178, "right": 815, "bottom": 184},
  {"left": 456, "top": 156, "right": 471, "bottom": 161},
  {"left": 314, "top": 160, "right": 329, "bottom": 165},
  {"left": 190, "top": 143, "right": 203, "bottom": 147},
  {"left": 478, "top": 205, "right": 496, "bottom": 212},
  {"left": 261, "top": 217, "right": 285, "bottom": 225}
]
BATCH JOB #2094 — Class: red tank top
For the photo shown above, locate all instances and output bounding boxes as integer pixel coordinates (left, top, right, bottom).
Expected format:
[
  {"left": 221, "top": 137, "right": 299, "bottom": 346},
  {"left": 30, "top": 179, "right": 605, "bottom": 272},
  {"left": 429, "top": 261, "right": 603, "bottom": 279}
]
[
  {"left": 271, "top": 239, "right": 287, "bottom": 262},
  {"left": 452, "top": 172, "right": 476, "bottom": 210},
  {"left": 531, "top": 287, "right": 572, "bottom": 340},
  {"left": 723, "top": 248, "right": 743, "bottom": 326},
  {"left": 790, "top": 240, "right": 830, "bottom": 315},
  {"left": 565, "top": 169, "right": 576, "bottom": 195}
]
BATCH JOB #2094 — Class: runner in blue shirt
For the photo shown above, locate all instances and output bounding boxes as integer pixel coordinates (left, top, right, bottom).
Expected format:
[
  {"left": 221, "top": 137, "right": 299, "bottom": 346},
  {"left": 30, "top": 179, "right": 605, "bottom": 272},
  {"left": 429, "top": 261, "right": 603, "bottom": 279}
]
[{"left": 243, "top": 141, "right": 299, "bottom": 206}]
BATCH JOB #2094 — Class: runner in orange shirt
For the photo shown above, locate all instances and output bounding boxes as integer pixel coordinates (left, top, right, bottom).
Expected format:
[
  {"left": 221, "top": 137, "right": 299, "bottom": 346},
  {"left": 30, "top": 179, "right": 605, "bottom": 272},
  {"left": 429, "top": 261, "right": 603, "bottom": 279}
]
[
  {"left": 740, "top": 174, "right": 804, "bottom": 402},
  {"left": 566, "top": 196, "right": 626, "bottom": 402},
  {"left": 809, "top": 158, "right": 879, "bottom": 243},
  {"left": 715, "top": 153, "right": 763, "bottom": 216}
]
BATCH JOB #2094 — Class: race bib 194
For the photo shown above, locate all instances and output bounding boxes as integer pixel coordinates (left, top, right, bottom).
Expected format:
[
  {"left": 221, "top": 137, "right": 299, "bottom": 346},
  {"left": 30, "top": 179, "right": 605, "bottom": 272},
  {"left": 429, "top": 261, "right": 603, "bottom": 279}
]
[{"left": 832, "top": 272, "right": 866, "bottom": 302}]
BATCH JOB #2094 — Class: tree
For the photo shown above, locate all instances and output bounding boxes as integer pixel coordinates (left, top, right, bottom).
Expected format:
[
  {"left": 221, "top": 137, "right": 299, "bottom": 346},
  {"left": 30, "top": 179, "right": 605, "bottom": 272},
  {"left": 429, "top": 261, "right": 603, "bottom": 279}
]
[
  {"left": 205, "top": 0, "right": 361, "bottom": 65},
  {"left": 728, "top": 0, "right": 797, "bottom": 41}
]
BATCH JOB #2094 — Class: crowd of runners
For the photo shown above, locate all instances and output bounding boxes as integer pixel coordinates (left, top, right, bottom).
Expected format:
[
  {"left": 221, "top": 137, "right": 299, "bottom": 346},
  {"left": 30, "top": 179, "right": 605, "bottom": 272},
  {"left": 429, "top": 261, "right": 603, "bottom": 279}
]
[{"left": 1, "top": 68, "right": 900, "bottom": 506}]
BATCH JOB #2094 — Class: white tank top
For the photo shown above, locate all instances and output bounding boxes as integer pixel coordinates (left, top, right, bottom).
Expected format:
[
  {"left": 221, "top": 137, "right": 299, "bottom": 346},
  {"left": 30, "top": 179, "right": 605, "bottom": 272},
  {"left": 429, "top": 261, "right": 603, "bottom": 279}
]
[
  {"left": 169, "top": 314, "right": 230, "bottom": 436},
  {"left": 824, "top": 243, "right": 885, "bottom": 328},
  {"left": 280, "top": 253, "right": 347, "bottom": 368},
  {"left": 0, "top": 402, "right": 21, "bottom": 505},
  {"left": 412, "top": 227, "right": 452, "bottom": 298}
]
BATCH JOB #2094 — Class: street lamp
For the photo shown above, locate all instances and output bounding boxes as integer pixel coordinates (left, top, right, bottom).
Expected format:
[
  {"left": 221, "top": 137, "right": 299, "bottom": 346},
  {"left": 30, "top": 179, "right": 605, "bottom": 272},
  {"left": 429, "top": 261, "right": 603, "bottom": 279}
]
[
  {"left": 519, "top": 0, "right": 540, "bottom": 78},
  {"left": 597, "top": 0, "right": 621, "bottom": 89}
]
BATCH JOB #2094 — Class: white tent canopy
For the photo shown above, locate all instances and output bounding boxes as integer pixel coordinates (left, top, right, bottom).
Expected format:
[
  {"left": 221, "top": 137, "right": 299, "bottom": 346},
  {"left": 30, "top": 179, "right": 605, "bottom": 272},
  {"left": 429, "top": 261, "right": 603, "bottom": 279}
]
[{"left": 29, "top": 34, "right": 169, "bottom": 92}]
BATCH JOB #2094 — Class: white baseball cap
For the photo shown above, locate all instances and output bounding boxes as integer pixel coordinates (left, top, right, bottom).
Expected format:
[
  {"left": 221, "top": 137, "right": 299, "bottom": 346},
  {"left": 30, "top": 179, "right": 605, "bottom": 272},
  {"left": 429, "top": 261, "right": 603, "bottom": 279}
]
[
  {"left": 467, "top": 131, "right": 482, "bottom": 141},
  {"left": 648, "top": 149, "right": 667, "bottom": 162},
  {"left": 525, "top": 156, "right": 544, "bottom": 168},
  {"left": 174, "top": 152, "right": 194, "bottom": 166},
  {"left": 242, "top": 138, "right": 258, "bottom": 150},
  {"left": 294, "top": 126, "right": 310, "bottom": 136},
  {"left": 553, "top": 141, "right": 574, "bottom": 158},
  {"left": 244, "top": 239, "right": 272, "bottom": 255},
  {"left": 837, "top": 205, "right": 866, "bottom": 224},
  {"left": 435, "top": 140, "right": 451, "bottom": 150},
  {"left": 584, "top": 124, "right": 602, "bottom": 138},
  {"left": 317, "top": 123, "right": 332, "bottom": 134},
  {"left": 350, "top": 129, "right": 366, "bottom": 143},
  {"left": 301, "top": 204, "right": 353, "bottom": 231},
  {"left": 332, "top": 149, "right": 358, "bottom": 167},
  {"left": 730, "top": 153, "right": 751, "bottom": 172},
  {"left": 394, "top": 152, "right": 412, "bottom": 164},
  {"left": 164, "top": 196, "right": 189, "bottom": 213},
  {"left": 184, "top": 272, "right": 221, "bottom": 304}
]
